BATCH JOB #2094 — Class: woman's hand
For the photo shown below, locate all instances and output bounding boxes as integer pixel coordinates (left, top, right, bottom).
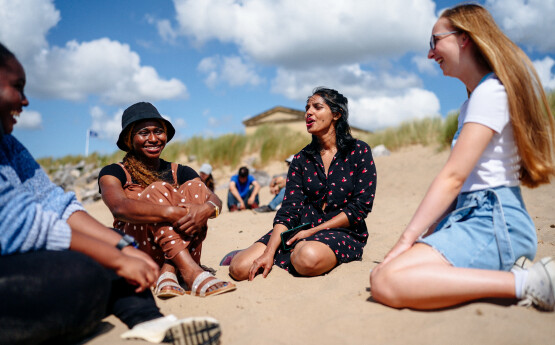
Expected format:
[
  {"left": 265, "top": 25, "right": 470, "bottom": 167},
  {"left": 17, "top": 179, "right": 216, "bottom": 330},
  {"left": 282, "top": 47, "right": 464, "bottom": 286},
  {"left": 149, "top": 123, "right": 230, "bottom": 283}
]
[
  {"left": 173, "top": 203, "right": 210, "bottom": 236},
  {"left": 113, "top": 254, "right": 159, "bottom": 293},
  {"left": 286, "top": 228, "right": 318, "bottom": 246},
  {"left": 248, "top": 252, "right": 275, "bottom": 281},
  {"left": 121, "top": 246, "right": 160, "bottom": 272},
  {"left": 374, "top": 235, "right": 415, "bottom": 274}
]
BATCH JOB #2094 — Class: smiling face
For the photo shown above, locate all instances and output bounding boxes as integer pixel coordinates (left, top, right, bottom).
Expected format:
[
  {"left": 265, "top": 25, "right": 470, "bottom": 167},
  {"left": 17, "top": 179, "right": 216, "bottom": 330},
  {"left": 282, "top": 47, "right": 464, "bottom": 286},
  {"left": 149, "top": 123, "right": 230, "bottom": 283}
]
[
  {"left": 428, "top": 17, "right": 462, "bottom": 78},
  {"left": 130, "top": 119, "right": 167, "bottom": 161},
  {"left": 0, "top": 58, "right": 28, "bottom": 135},
  {"left": 305, "top": 94, "right": 340, "bottom": 137}
]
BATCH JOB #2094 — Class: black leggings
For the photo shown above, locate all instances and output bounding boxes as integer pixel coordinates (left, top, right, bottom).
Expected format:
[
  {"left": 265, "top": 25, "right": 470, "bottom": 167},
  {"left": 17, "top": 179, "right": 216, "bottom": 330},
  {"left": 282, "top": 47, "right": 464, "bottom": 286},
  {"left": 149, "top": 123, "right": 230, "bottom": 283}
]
[{"left": 0, "top": 250, "right": 162, "bottom": 345}]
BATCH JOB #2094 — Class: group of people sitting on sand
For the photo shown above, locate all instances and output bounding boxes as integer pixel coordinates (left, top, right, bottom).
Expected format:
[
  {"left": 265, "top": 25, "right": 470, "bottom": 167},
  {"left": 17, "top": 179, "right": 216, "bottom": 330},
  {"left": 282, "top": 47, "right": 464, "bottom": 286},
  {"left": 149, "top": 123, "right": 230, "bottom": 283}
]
[{"left": 1, "top": 3, "right": 555, "bottom": 345}]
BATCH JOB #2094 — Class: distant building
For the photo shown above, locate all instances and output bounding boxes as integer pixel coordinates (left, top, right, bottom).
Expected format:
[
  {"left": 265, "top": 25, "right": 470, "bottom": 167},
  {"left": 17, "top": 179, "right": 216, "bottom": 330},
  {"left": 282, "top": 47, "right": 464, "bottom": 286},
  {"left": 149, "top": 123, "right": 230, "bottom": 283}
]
[{"left": 243, "top": 106, "right": 371, "bottom": 138}]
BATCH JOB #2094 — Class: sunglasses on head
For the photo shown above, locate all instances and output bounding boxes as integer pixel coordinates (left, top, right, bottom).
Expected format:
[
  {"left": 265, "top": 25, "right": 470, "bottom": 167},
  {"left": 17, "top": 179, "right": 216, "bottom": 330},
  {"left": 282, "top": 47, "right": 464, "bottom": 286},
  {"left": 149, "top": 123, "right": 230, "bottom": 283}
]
[{"left": 429, "top": 31, "right": 458, "bottom": 50}]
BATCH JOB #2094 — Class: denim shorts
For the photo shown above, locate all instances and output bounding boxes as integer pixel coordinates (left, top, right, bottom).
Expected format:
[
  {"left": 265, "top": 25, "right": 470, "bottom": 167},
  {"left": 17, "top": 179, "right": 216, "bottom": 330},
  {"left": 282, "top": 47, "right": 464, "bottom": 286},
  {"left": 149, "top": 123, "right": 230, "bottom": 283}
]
[{"left": 418, "top": 186, "right": 536, "bottom": 271}]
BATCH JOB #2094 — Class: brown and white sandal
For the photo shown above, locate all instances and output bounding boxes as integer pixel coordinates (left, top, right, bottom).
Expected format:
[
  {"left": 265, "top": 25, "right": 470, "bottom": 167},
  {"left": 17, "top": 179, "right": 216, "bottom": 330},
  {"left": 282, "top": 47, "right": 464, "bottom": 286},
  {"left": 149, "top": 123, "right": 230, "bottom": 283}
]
[
  {"left": 185, "top": 271, "right": 236, "bottom": 297},
  {"left": 154, "top": 272, "right": 185, "bottom": 299}
]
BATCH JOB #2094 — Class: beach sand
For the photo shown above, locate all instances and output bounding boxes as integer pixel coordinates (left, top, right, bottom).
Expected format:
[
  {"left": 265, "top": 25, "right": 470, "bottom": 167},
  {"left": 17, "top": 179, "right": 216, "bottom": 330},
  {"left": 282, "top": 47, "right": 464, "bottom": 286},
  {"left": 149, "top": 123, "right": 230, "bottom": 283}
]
[{"left": 84, "top": 145, "right": 555, "bottom": 345}]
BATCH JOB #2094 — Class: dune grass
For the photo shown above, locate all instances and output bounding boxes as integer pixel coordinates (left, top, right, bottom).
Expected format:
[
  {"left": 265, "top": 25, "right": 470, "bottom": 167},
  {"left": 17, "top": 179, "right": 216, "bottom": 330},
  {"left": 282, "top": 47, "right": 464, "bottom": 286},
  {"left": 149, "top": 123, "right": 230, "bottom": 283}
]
[{"left": 37, "top": 89, "right": 555, "bottom": 171}]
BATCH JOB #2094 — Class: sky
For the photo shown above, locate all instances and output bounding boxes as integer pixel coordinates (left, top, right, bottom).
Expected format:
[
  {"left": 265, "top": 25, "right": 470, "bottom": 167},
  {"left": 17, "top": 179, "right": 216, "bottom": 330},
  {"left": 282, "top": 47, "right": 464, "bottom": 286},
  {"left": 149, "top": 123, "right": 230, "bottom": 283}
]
[{"left": 1, "top": 0, "right": 554, "bottom": 159}]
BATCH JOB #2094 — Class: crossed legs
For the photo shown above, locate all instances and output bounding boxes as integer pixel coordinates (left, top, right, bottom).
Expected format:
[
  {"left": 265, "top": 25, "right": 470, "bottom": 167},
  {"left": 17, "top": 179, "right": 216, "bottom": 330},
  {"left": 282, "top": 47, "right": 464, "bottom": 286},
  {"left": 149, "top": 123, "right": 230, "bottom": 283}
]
[
  {"left": 370, "top": 243, "right": 516, "bottom": 309},
  {"left": 229, "top": 241, "right": 338, "bottom": 280}
]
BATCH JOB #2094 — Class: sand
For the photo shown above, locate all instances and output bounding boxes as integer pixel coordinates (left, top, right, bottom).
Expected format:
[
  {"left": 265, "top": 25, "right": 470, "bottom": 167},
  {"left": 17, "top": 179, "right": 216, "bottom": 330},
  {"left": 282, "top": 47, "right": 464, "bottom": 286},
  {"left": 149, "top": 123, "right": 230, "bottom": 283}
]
[{"left": 84, "top": 145, "right": 555, "bottom": 345}]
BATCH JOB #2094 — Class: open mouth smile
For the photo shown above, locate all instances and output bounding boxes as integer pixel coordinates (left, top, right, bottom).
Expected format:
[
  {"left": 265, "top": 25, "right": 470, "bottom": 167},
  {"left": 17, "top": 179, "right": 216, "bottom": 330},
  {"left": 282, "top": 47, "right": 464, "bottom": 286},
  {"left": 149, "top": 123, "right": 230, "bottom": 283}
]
[{"left": 144, "top": 145, "right": 162, "bottom": 153}]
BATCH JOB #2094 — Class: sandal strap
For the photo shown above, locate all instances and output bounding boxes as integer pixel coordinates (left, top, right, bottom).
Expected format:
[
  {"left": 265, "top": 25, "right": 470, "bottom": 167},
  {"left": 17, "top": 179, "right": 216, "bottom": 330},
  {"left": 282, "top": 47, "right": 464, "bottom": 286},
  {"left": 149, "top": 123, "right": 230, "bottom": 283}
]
[
  {"left": 191, "top": 271, "right": 213, "bottom": 295},
  {"left": 199, "top": 278, "right": 225, "bottom": 297},
  {"left": 155, "top": 271, "right": 179, "bottom": 294},
  {"left": 157, "top": 271, "right": 178, "bottom": 284},
  {"left": 157, "top": 280, "right": 183, "bottom": 292}
]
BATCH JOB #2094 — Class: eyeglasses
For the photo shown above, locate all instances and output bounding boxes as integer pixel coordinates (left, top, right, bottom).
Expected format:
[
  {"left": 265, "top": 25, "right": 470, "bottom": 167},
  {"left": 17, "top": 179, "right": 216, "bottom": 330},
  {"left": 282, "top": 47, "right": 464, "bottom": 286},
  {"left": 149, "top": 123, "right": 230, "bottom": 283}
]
[{"left": 429, "top": 31, "right": 458, "bottom": 50}]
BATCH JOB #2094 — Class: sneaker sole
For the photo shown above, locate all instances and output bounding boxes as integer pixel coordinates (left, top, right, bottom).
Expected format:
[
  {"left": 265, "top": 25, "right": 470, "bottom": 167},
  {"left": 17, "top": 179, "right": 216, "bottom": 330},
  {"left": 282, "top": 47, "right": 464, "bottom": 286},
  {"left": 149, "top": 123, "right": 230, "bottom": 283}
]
[
  {"left": 538, "top": 257, "right": 555, "bottom": 311},
  {"left": 167, "top": 317, "right": 221, "bottom": 345}
]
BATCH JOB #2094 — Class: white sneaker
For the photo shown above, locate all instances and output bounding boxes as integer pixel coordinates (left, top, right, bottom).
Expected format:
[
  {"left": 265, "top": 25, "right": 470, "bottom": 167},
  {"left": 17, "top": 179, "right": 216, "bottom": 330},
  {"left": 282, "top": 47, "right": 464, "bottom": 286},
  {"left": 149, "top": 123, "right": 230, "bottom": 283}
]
[
  {"left": 121, "top": 315, "right": 221, "bottom": 344},
  {"left": 518, "top": 257, "right": 555, "bottom": 311},
  {"left": 511, "top": 256, "right": 532, "bottom": 271}
]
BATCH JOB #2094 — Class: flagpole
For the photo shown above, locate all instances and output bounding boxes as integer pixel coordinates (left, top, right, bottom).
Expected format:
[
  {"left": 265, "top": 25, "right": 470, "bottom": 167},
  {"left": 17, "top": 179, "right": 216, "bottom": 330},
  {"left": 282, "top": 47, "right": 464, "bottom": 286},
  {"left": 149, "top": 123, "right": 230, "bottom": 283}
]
[{"left": 85, "top": 129, "right": 90, "bottom": 157}]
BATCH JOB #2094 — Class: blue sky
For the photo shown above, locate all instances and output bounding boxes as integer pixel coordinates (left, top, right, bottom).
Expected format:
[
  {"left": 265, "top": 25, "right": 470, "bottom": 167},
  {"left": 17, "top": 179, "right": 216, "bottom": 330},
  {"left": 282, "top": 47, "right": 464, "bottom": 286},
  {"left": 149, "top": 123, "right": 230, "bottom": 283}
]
[{"left": 1, "top": 0, "right": 554, "bottom": 159}]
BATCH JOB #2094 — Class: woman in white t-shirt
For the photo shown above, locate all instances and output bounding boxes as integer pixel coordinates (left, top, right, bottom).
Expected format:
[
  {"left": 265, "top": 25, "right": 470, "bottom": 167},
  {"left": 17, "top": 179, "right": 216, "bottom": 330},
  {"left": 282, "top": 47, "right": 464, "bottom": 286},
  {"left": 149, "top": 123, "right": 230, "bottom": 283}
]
[{"left": 371, "top": 3, "right": 555, "bottom": 311}]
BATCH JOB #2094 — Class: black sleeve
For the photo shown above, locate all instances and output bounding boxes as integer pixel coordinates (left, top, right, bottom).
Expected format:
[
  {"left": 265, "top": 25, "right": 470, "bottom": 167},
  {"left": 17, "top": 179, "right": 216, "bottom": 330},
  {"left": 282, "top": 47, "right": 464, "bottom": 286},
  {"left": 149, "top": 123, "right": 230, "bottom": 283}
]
[
  {"left": 98, "top": 163, "right": 126, "bottom": 193},
  {"left": 177, "top": 165, "right": 200, "bottom": 185}
]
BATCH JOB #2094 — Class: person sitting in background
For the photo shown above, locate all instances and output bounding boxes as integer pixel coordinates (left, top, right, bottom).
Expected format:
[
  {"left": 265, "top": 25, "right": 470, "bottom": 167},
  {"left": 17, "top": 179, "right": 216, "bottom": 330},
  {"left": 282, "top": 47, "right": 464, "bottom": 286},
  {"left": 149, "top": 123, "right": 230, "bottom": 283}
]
[
  {"left": 199, "top": 163, "right": 215, "bottom": 192},
  {"left": 227, "top": 166, "right": 260, "bottom": 211},
  {"left": 254, "top": 155, "right": 293, "bottom": 213},
  {"left": 0, "top": 42, "right": 221, "bottom": 345}
]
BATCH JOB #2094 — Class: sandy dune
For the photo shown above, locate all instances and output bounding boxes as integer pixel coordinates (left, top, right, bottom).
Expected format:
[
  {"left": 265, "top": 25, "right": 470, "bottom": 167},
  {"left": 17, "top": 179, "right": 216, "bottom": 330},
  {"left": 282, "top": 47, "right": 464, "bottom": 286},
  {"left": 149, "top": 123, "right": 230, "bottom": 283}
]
[{"left": 84, "top": 145, "right": 555, "bottom": 345}]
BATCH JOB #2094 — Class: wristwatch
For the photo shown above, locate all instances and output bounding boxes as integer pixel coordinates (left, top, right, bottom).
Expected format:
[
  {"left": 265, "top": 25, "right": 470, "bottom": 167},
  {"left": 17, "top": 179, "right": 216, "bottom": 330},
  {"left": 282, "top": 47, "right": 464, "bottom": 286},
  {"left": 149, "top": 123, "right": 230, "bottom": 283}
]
[
  {"left": 116, "top": 234, "right": 138, "bottom": 250},
  {"left": 207, "top": 200, "right": 220, "bottom": 218}
]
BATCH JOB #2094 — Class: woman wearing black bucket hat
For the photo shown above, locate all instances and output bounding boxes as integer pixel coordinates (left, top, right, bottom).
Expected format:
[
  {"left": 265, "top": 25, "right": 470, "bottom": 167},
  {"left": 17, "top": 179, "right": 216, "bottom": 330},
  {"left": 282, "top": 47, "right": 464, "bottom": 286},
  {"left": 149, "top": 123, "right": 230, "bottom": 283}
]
[{"left": 99, "top": 102, "right": 236, "bottom": 298}]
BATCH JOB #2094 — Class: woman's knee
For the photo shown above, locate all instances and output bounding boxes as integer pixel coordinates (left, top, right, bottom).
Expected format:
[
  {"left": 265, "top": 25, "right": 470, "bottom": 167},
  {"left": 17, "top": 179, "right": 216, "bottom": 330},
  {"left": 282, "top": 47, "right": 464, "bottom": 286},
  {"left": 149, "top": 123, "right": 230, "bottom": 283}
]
[
  {"left": 291, "top": 243, "right": 334, "bottom": 276},
  {"left": 369, "top": 263, "right": 412, "bottom": 308},
  {"left": 138, "top": 181, "right": 170, "bottom": 203},
  {"left": 228, "top": 253, "right": 251, "bottom": 281},
  {"left": 229, "top": 243, "right": 266, "bottom": 281}
]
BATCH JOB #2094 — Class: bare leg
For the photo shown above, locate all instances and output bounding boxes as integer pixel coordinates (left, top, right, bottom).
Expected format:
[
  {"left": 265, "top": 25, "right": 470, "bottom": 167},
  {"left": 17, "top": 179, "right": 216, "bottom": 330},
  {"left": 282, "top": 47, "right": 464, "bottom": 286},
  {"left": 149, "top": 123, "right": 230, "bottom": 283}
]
[
  {"left": 171, "top": 249, "right": 233, "bottom": 294},
  {"left": 290, "top": 241, "right": 337, "bottom": 276},
  {"left": 228, "top": 243, "right": 267, "bottom": 281},
  {"left": 370, "top": 243, "right": 515, "bottom": 309}
]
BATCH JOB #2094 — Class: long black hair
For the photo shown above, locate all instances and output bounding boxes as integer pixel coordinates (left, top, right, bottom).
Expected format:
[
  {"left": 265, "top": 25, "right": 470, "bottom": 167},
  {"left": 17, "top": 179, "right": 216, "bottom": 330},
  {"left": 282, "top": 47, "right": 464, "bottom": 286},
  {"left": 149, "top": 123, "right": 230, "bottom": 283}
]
[{"left": 306, "top": 87, "right": 356, "bottom": 155}]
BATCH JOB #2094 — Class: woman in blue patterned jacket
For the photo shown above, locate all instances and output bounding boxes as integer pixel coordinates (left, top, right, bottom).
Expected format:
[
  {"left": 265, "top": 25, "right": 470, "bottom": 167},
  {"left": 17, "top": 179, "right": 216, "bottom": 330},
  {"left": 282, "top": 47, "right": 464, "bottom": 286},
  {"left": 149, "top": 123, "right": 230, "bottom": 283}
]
[{"left": 0, "top": 42, "right": 220, "bottom": 345}]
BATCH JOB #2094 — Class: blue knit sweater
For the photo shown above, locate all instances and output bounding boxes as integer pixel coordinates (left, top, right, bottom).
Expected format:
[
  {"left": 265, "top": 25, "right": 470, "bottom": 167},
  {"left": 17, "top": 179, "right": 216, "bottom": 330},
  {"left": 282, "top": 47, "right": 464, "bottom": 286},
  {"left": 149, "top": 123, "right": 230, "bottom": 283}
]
[{"left": 0, "top": 134, "right": 84, "bottom": 255}]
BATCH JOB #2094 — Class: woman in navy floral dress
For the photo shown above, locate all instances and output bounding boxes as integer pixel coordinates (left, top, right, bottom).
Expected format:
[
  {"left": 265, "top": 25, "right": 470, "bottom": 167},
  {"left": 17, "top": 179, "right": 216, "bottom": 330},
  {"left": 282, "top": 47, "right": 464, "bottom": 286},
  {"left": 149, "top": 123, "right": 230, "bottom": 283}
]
[{"left": 229, "top": 87, "right": 377, "bottom": 279}]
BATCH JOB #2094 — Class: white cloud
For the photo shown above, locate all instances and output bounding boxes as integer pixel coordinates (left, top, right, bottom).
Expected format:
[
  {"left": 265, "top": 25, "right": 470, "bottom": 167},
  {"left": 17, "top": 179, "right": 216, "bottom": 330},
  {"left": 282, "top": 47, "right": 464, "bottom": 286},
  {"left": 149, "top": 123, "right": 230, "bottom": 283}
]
[
  {"left": 487, "top": 0, "right": 555, "bottom": 53},
  {"left": 26, "top": 38, "right": 188, "bottom": 105},
  {"left": 173, "top": 118, "right": 187, "bottom": 128},
  {"left": 208, "top": 117, "right": 219, "bottom": 126},
  {"left": 533, "top": 56, "right": 555, "bottom": 90},
  {"left": 0, "top": 0, "right": 59, "bottom": 61},
  {"left": 0, "top": 0, "right": 187, "bottom": 105},
  {"left": 146, "top": 14, "right": 178, "bottom": 44},
  {"left": 198, "top": 55, "right": 264, "bottom": 88},
  {"left": 271, "top": 64, "right": 422, "bottom": 100},
  {"left": 350, "top": 88, "right": 440, "bottom": 130},
  {"left": 412, "top": 55, "right": 438, "bottom": 75},
  {"left": 90, "top": 106, "right": 123, "bottom": 144},
  {"left": 270, "top": 64, "right": 439, "bottom": 131},
  {"left": 15, "top": 110, "right": 42, "bottom": 130},
  {"left": 172, "top": 0, "right": 437, "bottom": 67},
  {"left": 157, "top": 19, "right": 179, "bottom": 44}
]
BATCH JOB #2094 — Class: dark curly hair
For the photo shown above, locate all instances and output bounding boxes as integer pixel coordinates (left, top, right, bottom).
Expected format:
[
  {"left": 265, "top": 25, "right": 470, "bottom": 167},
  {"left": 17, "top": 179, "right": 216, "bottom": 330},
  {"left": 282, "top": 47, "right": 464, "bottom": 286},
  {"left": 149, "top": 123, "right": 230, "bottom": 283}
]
[{"left": 306, "top": 87, "right": 356, "bottom": 155}]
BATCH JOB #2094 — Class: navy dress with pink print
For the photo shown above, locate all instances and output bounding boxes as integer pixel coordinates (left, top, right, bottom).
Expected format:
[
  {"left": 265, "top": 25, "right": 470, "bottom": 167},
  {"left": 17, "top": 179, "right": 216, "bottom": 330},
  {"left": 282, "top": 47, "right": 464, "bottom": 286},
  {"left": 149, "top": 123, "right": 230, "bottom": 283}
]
[{"left": 257, "top": 139, "right": 377, "bottom": 274}]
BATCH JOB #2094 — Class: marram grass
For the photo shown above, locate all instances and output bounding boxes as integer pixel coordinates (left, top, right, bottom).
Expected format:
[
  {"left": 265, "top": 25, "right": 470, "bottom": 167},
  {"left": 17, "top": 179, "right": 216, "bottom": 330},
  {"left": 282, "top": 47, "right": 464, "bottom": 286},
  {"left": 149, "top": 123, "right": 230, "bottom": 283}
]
[{"left": 37, "top": 90, "right": 555, "bottom": 171}]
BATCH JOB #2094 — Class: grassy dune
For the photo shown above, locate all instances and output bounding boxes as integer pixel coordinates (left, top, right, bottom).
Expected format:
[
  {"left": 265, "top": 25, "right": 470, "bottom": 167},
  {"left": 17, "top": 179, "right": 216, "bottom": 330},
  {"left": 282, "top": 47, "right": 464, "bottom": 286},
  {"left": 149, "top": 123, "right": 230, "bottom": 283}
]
[{"left": 37, "top": 90, "right": 555, "bottom": 171}]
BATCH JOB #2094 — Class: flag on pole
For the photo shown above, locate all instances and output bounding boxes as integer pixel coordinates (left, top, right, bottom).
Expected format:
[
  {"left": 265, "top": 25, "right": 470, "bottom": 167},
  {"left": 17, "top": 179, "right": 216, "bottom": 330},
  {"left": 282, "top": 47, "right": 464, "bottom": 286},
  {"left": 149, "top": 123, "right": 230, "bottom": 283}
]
[{"left": 85, "top": 129, "right": 98, "bottom": 156}]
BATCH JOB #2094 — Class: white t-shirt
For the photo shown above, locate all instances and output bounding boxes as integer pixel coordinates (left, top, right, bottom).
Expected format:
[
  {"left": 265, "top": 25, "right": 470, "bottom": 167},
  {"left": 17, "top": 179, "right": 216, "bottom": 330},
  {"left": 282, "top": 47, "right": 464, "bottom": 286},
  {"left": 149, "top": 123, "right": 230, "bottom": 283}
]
[{"left": 454, "top": 74, "right": 520, "bottom": 192}]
